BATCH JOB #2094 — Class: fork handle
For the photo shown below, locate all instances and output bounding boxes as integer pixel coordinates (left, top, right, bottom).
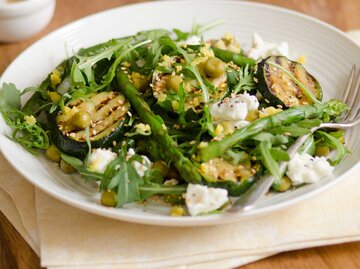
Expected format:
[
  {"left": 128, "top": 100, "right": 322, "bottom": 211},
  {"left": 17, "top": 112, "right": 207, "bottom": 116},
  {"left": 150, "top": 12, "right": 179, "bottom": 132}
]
[{"left": 230, "top": 133, "right": 311, "bottom": 212}]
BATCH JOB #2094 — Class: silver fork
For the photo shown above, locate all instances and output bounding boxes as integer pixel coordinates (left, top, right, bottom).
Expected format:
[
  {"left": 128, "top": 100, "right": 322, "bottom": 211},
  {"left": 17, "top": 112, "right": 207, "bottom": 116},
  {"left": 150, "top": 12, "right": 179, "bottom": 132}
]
[{"left": 230, "top": 64, "right": 360, "bottom": 212}]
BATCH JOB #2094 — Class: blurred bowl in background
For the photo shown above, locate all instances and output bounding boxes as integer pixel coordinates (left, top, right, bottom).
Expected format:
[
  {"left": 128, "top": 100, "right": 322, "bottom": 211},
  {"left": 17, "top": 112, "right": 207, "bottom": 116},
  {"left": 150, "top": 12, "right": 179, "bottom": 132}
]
[{"left": 0, "top": 0, "right": 55, "bottom": 42}]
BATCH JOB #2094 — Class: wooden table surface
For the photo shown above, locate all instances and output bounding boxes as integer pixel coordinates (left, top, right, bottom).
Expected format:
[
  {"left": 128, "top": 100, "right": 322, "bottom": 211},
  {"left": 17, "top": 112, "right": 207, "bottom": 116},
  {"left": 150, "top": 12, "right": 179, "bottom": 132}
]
[{"left": 1, "top": 0, "right": 360, "bottom": 268}]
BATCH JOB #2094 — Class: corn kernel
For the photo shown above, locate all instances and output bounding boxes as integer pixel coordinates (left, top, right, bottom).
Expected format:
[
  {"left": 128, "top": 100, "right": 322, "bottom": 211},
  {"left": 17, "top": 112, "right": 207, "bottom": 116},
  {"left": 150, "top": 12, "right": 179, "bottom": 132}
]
[
  {"left": 223, "top": 32, "right": 234, "bottom": 42},
  {"left": 47, "top": 91, "right": 61, "bottom": 102},
  {"left": 172, "top": 100, "right": 179, "bottom": 111},
  {"left": 175, "top": 65, "right": 183, "bottom": 73},
  {"left": 245, "top": 109, "right": 259, "bottom": 122},
  {"left": 200, "top": 163, "right": 208, "bottom": 173},
  {"left": 214, "top": 124, "right": 224, "bottom": 136},
  {"left": 170, "top": 206, "right": 185, "bottom": 217},
  {"left": 221, "top": 121, "right": 235, "bottom": 135},
  {"left": 130, "top": 72, "right": 147, "bottom": 91},
  {"left": 259, "top": 107, "right": 282, "bottom": 118},
  {"left": 297, "top": 55, "right": 306, "bottom": 64},
  {"left": 50, "top": 69, "right": 61, "bottom": 86}
]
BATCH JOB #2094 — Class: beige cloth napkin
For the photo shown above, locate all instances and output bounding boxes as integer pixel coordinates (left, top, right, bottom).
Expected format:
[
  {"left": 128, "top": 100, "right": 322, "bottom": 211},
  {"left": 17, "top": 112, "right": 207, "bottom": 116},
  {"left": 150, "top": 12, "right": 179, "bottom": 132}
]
[
  {"left": 1, "top": 152, "right": 360, "bottom": 269},
  {"left": 36, "top": 170, "right": 360, "bottom": 269},
  {"left": 0, "top": 31, "right": 359, "bottom": 269}
]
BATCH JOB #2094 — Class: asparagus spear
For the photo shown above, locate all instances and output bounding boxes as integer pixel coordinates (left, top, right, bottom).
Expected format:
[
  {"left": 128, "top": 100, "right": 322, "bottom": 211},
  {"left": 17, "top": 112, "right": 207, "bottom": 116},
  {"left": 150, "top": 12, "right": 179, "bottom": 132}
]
[
  {"left": 198, "top": 99, "right": 348, "bottom": 162},
  {"left": 116, "top": 70, "right": 202, "bottom": 184},
  {"left": 212, "top": 47, "right": 256, "bottom": 67}
]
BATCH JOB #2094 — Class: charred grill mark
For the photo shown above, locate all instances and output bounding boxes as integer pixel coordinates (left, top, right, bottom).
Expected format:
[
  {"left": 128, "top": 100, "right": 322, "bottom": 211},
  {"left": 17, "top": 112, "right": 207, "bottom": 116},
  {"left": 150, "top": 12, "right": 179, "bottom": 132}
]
[
  {"left": 290, "top": 61, "right": 303, "bottom": 98},
  {"left": 58, "top": 91, "right": 129, "bottom": 141}
]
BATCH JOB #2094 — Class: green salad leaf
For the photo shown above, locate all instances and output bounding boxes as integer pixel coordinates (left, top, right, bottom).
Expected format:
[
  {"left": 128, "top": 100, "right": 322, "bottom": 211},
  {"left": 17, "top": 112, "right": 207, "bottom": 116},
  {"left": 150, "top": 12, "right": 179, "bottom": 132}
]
[{"left": 0, "top": 83, "right": 49, "bottom": 153}]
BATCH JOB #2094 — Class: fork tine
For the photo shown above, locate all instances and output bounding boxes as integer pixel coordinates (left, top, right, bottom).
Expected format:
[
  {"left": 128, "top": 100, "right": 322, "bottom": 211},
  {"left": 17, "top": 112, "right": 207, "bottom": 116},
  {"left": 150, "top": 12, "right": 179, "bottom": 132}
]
[
  {"left": 341, "top": 64, "right": 356, "bottom": 103},
  {"left": 345, "top": 65, "right": 360, "bottom": 121}
]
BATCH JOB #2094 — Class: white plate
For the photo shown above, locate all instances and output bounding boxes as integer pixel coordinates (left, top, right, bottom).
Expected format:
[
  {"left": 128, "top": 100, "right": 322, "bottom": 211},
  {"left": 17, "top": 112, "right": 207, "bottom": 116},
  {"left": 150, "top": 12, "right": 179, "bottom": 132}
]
[{"left": 1, "top": 1, "right": 360, "bottom": 226}]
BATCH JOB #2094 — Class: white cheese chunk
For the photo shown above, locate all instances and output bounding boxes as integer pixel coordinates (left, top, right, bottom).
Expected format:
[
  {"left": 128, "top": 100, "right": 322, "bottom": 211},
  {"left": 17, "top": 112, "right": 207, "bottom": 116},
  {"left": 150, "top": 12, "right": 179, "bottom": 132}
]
[
  {"left": 210, "top": 93, "right": 259, "bottom": 123},
  {"left": 127, "top": 148, "right": 152, "bottom": 177},
  {"left": 247, "top": 33, "right": 289, "bottom": 60},
  {"left": 87, "top": 148, "right": 117, "bottom": 173},
  {"left": 233, "top": 120, "right": 250, "bottom": 129},
  {"left": 185, "top": 35, "right": 202, "bottom": 45},
  {"left": 286, "top": 153, "right": 334, "bottom": 185},
  {"left": 185, "top": 184, "right": 228, "bottom": 216}
]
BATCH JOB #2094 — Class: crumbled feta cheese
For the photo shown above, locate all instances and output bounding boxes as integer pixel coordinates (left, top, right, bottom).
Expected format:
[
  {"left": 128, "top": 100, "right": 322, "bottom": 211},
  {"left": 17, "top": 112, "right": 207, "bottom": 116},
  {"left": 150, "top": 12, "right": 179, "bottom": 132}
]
[
  {"left": 185, "top": 184, "right": 228, "bottom": 216},
  {"left": 185, "top": 35, "right": 201, "bottom": 45},
  {"left": 286, "top": 153, "right": 334, "bottom": 185},
  {"left": 233, "top": 120, "right": 250, "bottom": 129},
  {"left": 134, "top": 123, "right": 151, "bottom": 135},
  {"left": 210, "top": 93, "right": 259, "bottom": 124},
  {"left": 247, "top": 33, "right": 289, "bottom": 60},
  {"left": 87, "top": 148, "right": 117, "bottom": 173},
  {"left": 164, "top": 178, "right": 179, "bottom": 186},
  {"left": 127, "top": 148, "right": 152, "bottom": 177}
]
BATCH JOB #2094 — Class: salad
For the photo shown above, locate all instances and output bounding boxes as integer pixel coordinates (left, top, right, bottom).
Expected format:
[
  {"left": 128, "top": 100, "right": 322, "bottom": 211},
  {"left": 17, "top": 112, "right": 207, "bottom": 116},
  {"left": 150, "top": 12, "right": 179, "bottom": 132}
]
[{"left": 0, "top": 24, "right": 348, "bottom": 216}]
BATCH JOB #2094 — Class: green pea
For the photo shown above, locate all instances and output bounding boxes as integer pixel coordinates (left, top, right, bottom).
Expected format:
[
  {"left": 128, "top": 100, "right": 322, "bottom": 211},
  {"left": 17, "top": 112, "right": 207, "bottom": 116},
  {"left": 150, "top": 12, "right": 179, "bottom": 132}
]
[
  {"left": 166, "top": 75, "right": 183, "bottom": 92},
  {"left": 204, "top": 57, "right": 226, "bottom": 78},
  {"left": 60, "top": 159, "right": 76, "bottom": 174},
  {"left": 316, "top": 146, "right": 330, "bottom": 157},
  {"left": 46, "top": 145, "right": 61, "bottom": 163},
  {"left": 152, "top": 160, "right": 170, "bottom": 177},
  {"left": 72, "top": 111, "right": 91, "bottom": 130},
  {"left": 100, "top": 190, "right": 117, "bottom": 207},
  {"left": 276, "top": 176, "right": 292, "bottom": 192}
]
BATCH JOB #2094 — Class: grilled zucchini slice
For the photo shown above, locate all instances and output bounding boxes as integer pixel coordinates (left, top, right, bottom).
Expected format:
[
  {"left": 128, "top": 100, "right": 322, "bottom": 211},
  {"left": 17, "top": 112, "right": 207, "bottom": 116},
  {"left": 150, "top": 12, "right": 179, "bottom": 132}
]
[
  {"left": 51, "top": 91, "right": 130, "bottom": 158},
  {"left": 256, "top": 56, "right": 322, "bottom": 108}
]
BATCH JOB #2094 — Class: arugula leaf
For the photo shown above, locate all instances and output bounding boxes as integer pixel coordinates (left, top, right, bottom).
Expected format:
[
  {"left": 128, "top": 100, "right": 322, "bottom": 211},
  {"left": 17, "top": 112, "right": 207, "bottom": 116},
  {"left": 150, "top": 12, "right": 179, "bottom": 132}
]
[
  {"left": 1, "top": 111, "right": 49, "bottom": 153},
  {"left": 233, "top": 65, "right": 256, "bottom": 94},
  {"left": 143, "top": 168, "right": 164, "bottom": 184},
  {"left": 173, "top": 28, "right": 190, "bottom": 41},
  {"left": 185, "top": 65, "right": 214, "bottom": 135},
  {"left": 0, "top": 83, "right": 49, "bottom": 153},
  {"left": 250, "top": 132, "right": 290, "bottom": 147},
  {"left": 105, "top": 149, "right": 143, "bottom": 207},
  {"left": 61, "top": 154, "right": 103, "bottom": 181},
  {"left": 299, "top": 135, "right": 315, "bottom": 155},
  {"left": 177, "top": 82, "right": 187, "bottom": 125},
  {"left": 76, "top": 39, "right": 131, "bottom": 82},
  {"left": 225, "top": 149, "right": 248, "bottom": 166},
  {"left": 111, "top": 161, "right": 142, "bottom": 207},
  {"left": 100, "top": 39, "right": 151, "bottom": 87},
  {"left": 315, "top": 130, "right": 348, "bottom": 165},
  {"left": 139, "top": 182, "right": 186, "bottom": 200},
  {"left": 173, "top": 21, "right": 222, "bottom": 42},
  {"left": 190, "top": 20, "right": 223, "bottom": 36},
  {"left": 258, "top": 141, "right": 281, "bottom": 180},
  {"left": 250, "top": 132, "right": 273, "bottom": 142},
  {"left": 0, "top": 83, "right": 21, "bottom": 111},
  {"left": 71, "top": 38, "right": 151, "bottom": 96},
  {"left": 269, "top": 148, "right": 290, "bottom": 161}
]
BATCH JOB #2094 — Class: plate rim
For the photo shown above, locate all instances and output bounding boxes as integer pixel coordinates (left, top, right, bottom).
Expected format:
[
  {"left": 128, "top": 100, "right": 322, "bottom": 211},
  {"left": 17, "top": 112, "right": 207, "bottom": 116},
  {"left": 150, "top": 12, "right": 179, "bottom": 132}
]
[{"left": 1, "top": 0, "right": 360, "bottom": 226}]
